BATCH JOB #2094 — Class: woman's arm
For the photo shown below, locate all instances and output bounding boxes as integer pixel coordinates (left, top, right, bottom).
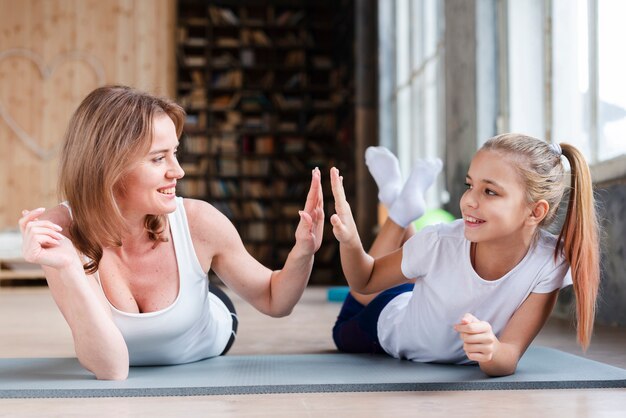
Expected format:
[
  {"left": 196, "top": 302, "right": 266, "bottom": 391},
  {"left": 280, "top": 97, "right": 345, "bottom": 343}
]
[
  {"left": 19, "top": 207, "right": 129, "bottom": 380},
  {"left": 329, "top": 167, "right": 407, "bottom": 294},
  {"left": 188, "top": 168, "right": 324, "bottom": 317},
  {"left": 454, "top": 290, "right": 558, "bottom": 376}
]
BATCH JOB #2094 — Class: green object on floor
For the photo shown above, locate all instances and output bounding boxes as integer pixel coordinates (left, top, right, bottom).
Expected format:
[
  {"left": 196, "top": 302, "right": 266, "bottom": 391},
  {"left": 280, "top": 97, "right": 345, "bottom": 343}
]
[
  {"left": 327, "top": 286, "right": 350, "bottom": 302},
  {"left": 413, "top": 208, "right": 455, "bottom": 231}
]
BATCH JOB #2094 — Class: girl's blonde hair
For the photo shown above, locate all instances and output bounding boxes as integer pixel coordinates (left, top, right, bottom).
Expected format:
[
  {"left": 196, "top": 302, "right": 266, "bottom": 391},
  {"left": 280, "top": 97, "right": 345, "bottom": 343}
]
[
  {"left": 482, "top": 133, "right": 600, "bottom": 350},
  {"left": 59, "top": 85, "right": 185, "bottom": 274}
]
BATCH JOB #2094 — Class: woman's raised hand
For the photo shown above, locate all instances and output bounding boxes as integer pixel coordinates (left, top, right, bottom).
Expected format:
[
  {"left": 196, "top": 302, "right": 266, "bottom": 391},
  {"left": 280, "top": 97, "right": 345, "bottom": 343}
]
[
  {"left": 329, "top": 167, "right": 359, "bottom": 246},
  {"left": 19, "top": 208, "right": 76, "bottom": 269},
  {"left": 293, "top": 167, "right": 324, "bottom": 256}
]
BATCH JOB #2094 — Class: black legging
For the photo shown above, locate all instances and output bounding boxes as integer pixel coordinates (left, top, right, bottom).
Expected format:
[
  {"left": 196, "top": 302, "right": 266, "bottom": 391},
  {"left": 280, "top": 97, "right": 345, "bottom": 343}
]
[{"left": 209, "top": 285, "right": 238, "bottom": 355}]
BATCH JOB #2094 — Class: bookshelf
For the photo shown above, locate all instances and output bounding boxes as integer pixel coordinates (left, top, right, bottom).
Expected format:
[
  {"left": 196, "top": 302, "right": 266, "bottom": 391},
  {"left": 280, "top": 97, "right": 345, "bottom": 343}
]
[{"left": 176, "top": 0, "right": 355, "bottom": 284}]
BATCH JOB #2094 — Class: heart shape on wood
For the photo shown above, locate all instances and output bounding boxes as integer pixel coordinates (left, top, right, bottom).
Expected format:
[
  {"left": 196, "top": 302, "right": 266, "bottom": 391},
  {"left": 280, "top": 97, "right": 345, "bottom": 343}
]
[{"left": 0, "top": 48, "right": 106, "bottom": 160}]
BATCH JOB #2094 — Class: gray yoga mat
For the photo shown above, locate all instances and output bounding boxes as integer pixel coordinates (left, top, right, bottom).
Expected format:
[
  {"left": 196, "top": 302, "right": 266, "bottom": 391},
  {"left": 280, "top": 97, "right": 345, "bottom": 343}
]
[{"left": 1, "top": 346, "right": 625, "bottom": 398}]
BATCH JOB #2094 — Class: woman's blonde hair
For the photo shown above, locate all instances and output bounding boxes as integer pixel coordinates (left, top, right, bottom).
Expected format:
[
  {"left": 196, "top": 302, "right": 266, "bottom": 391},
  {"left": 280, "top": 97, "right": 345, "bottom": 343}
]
[
  {"left": 481, "top": 133, "right": 600, "bottom": 350},
  {"left": 59, "top": 85, "right": 185, "bottom": 274}
]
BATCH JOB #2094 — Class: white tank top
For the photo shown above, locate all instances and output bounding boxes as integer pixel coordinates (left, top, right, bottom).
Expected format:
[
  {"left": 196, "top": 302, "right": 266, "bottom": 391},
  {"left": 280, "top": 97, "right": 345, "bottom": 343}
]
[{"left": 64, "top": 198, "right": 233, "bottom": 366}]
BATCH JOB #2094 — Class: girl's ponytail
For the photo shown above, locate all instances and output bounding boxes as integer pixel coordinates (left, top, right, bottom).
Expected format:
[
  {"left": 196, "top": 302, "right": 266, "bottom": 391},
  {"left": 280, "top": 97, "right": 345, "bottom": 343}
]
[{"left": 557, "top": 143, "right": 600, "bottom": 350}]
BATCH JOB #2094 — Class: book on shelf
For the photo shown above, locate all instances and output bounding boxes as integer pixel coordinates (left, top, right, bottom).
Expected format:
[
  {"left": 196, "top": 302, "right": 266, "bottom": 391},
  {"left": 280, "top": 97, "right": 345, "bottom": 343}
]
[
  {"left": 215, "top": 37, "right": 240, "bottom": 48},
  {"left": 179, "top": 89, "right": 206, "bottom": 109},
  {"left": 212, "top": 70, "right": 242, "bottom": 88},
  {"left": 283, "top": 73, "right": 305, "bottom": 89},
  {"left": 242, "top": 180, "right": 271, "bottom": 198},
  {"left": 306, "top": 114, "right": 335, "bottom": 132},
  {"left": 273, "top": 157, "right": 307, "bottom": 176},
  {"left": 211, "top": 52, "right": 239, "bottom": 68},
  {"left": 281, "top": 136, "right": 306, "bottom": 153},
  {"left": 255, "top": 135, "right": 275, "bottom": 153},
  {"left": 209, "top": 180, "right": 238, "bottom": 198},
  {"left": 242, "top": 201, "right": 269, "bottom": 219},
  {"left": 218, "top": 158, "right": 239, "bottom": 176},
  {"left": 216, "top": 111, "right": 242, "bottom": 132},
  {"left": 183, "top": 55, "right": 206, "bottom": 67},
  {"left": 284, "top": 50, "right": 305, "bottom": 66},
  {"left": 183, "top": 135, "right": 209, "bottom": 154},
  {"left": 244, "top": 222, "right": 268, "bottom": 240},
  {"left": 241, "top": 158, "right": 271, "bottom": 176},
  {"left": 184, "top": 112, "right": 207, "bottom": 131},
  {"left": 210, "top": 93, "right": 241, "bottom": 110},
  {"left": 178, "top": 178, "right": 207, "bottom": 197},
  {"left": 240, "top": 93, "right": 271, "bottom": 111},
  {"left": 209, "top": 6, "right": 240, "bottom": 25},
  {"left": 277, "top": 120, "right": 298, "bottom": 132},
  {"left": 272, "top": 93, "right": 304, "bottom": 110},
  {"left": 210, "top": 134, "right": 238, "bottom": 154},
  {"left": 275, "top": 10, "right": 305, "bottom": 26},
  {"left": 312, "top": 55, "right": 333, "bottom": 69},
  {"left": 241, "top": 29, "right": 271, "bottom": 46}
]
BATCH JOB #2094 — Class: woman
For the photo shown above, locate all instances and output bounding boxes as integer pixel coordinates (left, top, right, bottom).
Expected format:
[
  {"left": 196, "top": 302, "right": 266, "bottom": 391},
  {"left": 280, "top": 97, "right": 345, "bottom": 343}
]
[{"left": 19, "top": 85, "right": 324, "bottom": 380}]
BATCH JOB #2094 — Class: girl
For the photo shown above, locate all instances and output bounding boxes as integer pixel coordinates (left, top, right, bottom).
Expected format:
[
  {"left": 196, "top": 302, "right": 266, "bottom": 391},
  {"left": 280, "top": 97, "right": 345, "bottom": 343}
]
[
  {"left": 330, "top": 134, "right": 600, "bottom": 377},
  {"left": 19, "top": 85, "right": 324, "bottom": 380}
]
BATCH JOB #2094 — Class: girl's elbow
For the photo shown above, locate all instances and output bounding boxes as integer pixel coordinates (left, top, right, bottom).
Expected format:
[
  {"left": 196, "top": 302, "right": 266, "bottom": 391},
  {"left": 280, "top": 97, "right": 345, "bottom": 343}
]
[{"left": 481, "top": 362, "right": 518, "bottom": 377}]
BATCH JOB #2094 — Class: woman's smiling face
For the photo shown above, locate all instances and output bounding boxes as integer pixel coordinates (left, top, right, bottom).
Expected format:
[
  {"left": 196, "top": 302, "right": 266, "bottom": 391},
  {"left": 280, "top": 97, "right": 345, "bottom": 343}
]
[{"left": 114, "top": 114, "right": 184, "bottom": 217}]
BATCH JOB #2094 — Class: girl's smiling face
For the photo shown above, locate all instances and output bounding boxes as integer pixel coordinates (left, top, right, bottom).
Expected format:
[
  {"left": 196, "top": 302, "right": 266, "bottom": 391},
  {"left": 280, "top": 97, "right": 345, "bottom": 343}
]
[
  {"left": 114, "top": 114, "right": 184, "bottom": 218},
  {"left": 460, "top": 150, "right": 534, "bottom": 246}
]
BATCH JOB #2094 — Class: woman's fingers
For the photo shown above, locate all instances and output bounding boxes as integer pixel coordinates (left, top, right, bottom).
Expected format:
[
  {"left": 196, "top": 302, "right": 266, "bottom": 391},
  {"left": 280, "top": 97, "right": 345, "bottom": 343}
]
[
  {"left": 303, "top": 168, "right": 321, "bottom": 214},
  {"left": 18, "top": 208, "right": 46, "bottom": 233}
]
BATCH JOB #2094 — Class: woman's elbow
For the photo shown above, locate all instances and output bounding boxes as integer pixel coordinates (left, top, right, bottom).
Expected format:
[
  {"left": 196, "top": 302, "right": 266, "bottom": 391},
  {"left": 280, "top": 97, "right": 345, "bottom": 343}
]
[
  {"left": 95, "top": 366, "right": 129, "bottom": 381},
  {"left": 78, "top": 354, "right": 129, "bottom": 380}
]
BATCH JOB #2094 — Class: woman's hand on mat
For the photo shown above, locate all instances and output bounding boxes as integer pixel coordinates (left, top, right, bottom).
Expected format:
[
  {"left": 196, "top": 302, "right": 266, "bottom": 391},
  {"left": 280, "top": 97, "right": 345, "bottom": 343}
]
[
  {"left": 454, "top": 313, "right": 499, "bottom": 363},
  {"left": 292, "top": 167, "right": 324, "bottom": 256},
  {"left": 329, "top": 167, "right": 360, "bottom": 247},
  {"left": 19, "top": 208, "right": 75, "bottom": 269}
]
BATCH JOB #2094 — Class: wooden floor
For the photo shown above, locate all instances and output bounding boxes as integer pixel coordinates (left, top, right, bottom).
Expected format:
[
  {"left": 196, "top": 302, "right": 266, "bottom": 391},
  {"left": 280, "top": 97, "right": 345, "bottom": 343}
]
[{"left": 1, "top": 285, "right": 625, "bottom": 417}]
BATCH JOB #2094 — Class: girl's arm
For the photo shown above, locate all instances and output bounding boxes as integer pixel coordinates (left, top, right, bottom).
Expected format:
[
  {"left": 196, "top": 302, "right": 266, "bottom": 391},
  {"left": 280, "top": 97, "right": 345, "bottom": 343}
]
[
  {"left": 454, "top": 290, "right": 558, "bottom": 376},
  {"left": 19, "top": 207, "right": 129, "bottom": 380},
  {"left": 329, "top": 167, "right": 407, "bottom": 294},
  {"left": 189, "top": 168, "right": 324, "bottom": 317}
]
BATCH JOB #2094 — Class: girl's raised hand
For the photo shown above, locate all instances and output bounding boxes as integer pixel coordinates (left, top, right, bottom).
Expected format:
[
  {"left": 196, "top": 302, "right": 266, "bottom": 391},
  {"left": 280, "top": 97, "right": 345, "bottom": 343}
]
[
  {"left": 454, "top": 313, "right": 499, "bottom": 363},
  {"left": 293, "top": 167, "right": 324, "bottom": 256},
  {"left": 19, "top": 208, "right": 76, "bottom": 269},
  {"left": 329, "top": 167, "right": 359, "bottom": 246}
]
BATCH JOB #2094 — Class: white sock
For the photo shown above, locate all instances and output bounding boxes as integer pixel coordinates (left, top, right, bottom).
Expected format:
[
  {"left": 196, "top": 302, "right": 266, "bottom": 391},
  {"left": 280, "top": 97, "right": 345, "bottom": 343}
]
[
  {"left": 365, "top": 146, "right": 403, "bottom": 208},
  {"left": 388, "top": 158, "right": 443, "bottom": 228}
]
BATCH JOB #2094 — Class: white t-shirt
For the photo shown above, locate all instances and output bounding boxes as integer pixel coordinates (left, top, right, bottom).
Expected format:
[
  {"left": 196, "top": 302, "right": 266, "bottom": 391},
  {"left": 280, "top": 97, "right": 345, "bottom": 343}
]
[{"left": 377, "top": 220, "right": 572, "bottom": 364}]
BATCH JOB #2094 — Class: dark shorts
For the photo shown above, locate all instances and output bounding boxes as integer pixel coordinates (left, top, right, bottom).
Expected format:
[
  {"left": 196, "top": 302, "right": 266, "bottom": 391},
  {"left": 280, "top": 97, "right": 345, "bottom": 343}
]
[
  {"left": 209, "top": 285, "right": 238, "bottom": 355},
  {"left": 332, "top": 283, "right": 414, "bottom": 354}
]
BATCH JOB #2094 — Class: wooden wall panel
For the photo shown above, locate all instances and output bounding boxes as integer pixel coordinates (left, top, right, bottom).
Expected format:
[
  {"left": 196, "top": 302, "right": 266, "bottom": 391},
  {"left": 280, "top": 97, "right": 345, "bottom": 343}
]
[{"left": 0, "top": 0, "right": 175, "bottom": 229}]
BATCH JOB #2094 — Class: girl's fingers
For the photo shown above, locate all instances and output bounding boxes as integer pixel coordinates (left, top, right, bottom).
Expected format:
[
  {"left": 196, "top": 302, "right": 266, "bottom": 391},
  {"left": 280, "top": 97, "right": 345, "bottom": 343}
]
[{"left": 330, "top": 167, "right": 347, "bottom": 201}]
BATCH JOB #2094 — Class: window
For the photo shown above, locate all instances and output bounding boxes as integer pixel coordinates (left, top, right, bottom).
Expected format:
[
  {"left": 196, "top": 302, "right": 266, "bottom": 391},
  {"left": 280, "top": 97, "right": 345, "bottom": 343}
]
[
  {"left": 508, "top": 0, "right": 626, "bottom": 180},
  {"left": 378, "top": 0, "right": 445, "bottom": 208}
]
